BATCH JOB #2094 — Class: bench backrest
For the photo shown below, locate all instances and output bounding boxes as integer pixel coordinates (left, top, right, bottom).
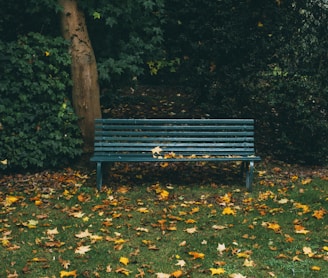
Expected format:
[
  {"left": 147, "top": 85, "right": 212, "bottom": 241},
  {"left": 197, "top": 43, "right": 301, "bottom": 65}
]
[{"left": 93, "top": 119, "right": 257, "bottom": 158}]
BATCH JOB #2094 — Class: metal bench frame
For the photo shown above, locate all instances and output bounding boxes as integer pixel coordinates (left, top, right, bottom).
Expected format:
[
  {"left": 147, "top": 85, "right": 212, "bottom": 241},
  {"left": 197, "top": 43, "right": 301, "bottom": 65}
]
[{"left": 90, "top": 119, "right": 261, "bottom": 191}]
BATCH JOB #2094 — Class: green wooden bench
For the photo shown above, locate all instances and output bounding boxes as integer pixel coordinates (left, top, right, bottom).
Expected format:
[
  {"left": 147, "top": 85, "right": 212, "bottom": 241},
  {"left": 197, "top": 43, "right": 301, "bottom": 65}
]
[{"left": 90, "top": 119, "right": 261, "bottom": 191}]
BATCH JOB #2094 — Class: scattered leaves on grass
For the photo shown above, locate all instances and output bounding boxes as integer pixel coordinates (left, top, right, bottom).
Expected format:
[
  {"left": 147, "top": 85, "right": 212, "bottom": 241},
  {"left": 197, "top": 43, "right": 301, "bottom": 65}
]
[{"left": 1, "top": 161, "right": 327, "bottom": 277}]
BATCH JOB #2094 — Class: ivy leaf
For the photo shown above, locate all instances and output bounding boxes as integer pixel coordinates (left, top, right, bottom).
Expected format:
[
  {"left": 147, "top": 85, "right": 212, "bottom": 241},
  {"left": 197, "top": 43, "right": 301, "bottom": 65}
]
[{"left": 92, "top": 11, "right": 101, "bottom": 19}]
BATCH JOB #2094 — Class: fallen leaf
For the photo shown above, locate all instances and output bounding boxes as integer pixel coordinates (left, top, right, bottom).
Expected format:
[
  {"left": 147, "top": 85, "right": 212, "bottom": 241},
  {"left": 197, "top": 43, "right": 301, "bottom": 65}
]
[
  {"left": 115, "top": 267, "right": 131, "bottom": 276},
  {"left": 6, "top": 271, "right": 19, "bottom": 278},
  {"left": 217, "top": 243, "right": 226, "bottom": 254},
  {"left": 155, "top": 273, "right": 170, "bottom": 278},
  {"left": 60, "top": 270, "right": 77, "bottom": 278},
  {"left": 292, "top": 256, "right": 302, "bottom": 262},
  {"left": 243, "top": 258, "right": 256, "bottom": 267},
  {"left": 171, "top": 269, "right": 183, "bottom": 277},
  {"left": 75, "top": 245, "right": 91, "bottom": 255},
  {"left": 209, "top": 267, "right": 225, "bottom": 275},
  {"left": 301, "top": 178, "right": 312, "bottom": 185},
  {"left": 303, "top": 247, "right": 314, "bottom": 257},
  {"left": 185, "top": 227, "right": 198, "bottom": 234},
  {"left": 137, "top": 207, "right": 150, "bottom": 213},
  {"left": 175, "top": 259, "right": 186, "bottom": 267},
  {"left": 46, "top": 227, "right": 59, "bottom": 236},
  {"left": 222, "top": 207, "right": 236, "bottom": 216},
  {"left": 119, "top": 257, "right": 129, "bottom": 266},
  {"left": 311, "top": 266, "right": 321, "bottom": 271},
  {"left": 212, "top": 225, "right": 227, "bottom": 230},
  {"left": 294, "top": 224, "right": 310, "bottom": 234},
  {"left": 152, "top": 146, "right": 163, "bottom": 156},
  {"left": 312, "top": 208, "right": 326, "bottom": 219},
  {"left": 75, "top": 229, "right": 92, "bottom": 238},
  {"left": 229, "top": 274, "right": 246, "bottom": 278},
  {"left": 189, "top": 251, "right": 205, "bottom": 259}
]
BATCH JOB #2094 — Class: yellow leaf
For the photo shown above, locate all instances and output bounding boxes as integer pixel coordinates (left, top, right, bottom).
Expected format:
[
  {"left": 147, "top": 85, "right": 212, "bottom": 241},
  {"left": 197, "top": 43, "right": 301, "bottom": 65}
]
[
  {"left": 209, "top": 267, "right": 225, "bottom": 275},
  {"left": 267, "top": 222, "right": 281, "bottom": 233},
  {"left": 222, "top": 207, "right": 236, "bottom": 216},
  {"left": 323, "top": 246, "right": 328, "bottom": 251},
  {"left": 26, "top": 219, "right": 38, "bottom": 229},
  {"left": 60, "top": 270, "right": 77, "bottom": 278},
  {"left": 189, "top": 251, "right": 205, "bottom": 259},
  {"left": 4, "top": 196, "right": 20, "bottom": 206},
  {"left": 120, "top": 257, "right": 129, "bottom": 266},
  {"left": 311, "top": 266, "right": 321, "bottom": 271},
  {"left": 190, "top": 207, "right": 200, "bottom": 214},
  {"left": 159, "top": 190, "right": 169, "bottom": 200},
  {"left": 294, "top": 202, "right": 311, "bottom": 214},
  {"left": 185, "top": 219, "right": 196, "bottom": 224},
  {"left": 236, "top": 252, "right": 250, "bottom": 258},
  {"left": 293, "top": 256, "right": 302, "bottom": 262},
  {"left": 115, "top": 238, "right": 127, "bottom": 245},
  {"left": 301, "top": 178, "right": 312, "bottom": 185},
  {"left": 137, "top": 207, "right": 150, "bottom": 213},
  {"left": 257, "top": 21, "right": 264, "bottom": 27},
  {"left": 31, "top": 257, "right": 48, "bottom": 262}
]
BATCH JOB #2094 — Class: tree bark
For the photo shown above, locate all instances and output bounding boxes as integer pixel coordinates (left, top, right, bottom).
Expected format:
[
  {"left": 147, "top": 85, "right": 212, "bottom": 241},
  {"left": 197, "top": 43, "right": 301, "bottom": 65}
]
[{"left": 59, "top": 0, "right": 101, "bottom": 152}]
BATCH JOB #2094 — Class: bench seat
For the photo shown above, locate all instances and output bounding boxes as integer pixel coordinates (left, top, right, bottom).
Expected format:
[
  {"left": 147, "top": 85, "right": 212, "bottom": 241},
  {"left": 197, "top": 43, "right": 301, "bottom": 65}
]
[{"left": 90, "top": 119, "right": 261, "bottom": 191}]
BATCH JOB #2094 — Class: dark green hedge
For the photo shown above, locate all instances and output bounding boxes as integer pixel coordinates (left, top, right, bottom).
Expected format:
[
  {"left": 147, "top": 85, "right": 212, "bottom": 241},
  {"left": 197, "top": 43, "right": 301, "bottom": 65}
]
[{"left": 0, "top": 33, "right": 82, "bottom": 170}]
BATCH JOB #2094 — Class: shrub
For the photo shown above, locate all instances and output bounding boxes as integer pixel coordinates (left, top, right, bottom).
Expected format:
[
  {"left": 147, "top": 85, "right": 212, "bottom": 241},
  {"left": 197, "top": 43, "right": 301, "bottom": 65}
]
[{"left": 0, "top": 33, "right": 82, "bottom": 170}]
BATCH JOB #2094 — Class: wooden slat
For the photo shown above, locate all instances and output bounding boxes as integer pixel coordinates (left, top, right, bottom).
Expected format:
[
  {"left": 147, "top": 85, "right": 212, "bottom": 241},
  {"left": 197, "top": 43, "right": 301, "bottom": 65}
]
[{"left": 91, "top": 118, "right": 259, "bottom": 162}]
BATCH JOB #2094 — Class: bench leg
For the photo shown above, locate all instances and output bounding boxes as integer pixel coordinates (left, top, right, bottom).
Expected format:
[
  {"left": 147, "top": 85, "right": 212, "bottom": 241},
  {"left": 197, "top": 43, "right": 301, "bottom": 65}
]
[
  {"left": 96, "top": 162, "right": 103, "bottom": 190},
  {"left": 245, "top": 161, "right": 254, "bottom": 192},
  {"left": 240, "top": 162, "right": 246, "bottom": 177}
]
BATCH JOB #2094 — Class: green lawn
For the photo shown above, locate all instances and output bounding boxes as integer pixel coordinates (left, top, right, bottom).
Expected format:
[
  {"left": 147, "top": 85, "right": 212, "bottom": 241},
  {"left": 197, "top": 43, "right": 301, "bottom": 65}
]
[{"left": 1, "top": 161, "right": 327, "bottom": 277}]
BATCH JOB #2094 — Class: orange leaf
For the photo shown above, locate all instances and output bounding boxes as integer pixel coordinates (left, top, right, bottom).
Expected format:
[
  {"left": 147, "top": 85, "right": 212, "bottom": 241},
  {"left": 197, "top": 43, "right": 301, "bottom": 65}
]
[
  {"left": 294, "top": 224, "right": 310, "bottom": 234},
  {"left": 189, "top": 251, "right": 205, "bottom": 259},
  {"left": 171, "top": 270, "right": 183, "bottom": 277},
  {"left": 312, "top": 208, "right": 326, "bottom": 219}
]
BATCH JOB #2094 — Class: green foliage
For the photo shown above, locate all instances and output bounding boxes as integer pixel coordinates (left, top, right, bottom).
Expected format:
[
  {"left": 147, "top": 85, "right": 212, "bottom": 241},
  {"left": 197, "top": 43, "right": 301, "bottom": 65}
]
[
  {"left": 0, "top": 33, "right": 82, "bottom": 170},
  {"left": 161, "top": 0, "right": 328, "bottom": 164},
  {"left": 84, "top": 0, "right": 166, "bottom": 90}
]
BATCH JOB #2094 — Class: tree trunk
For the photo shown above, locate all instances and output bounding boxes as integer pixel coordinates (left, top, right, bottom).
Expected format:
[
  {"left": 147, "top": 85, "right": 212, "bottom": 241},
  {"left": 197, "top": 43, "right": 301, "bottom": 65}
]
[{"left": 59, "top": 0, "right": 101, "bottom": 152}]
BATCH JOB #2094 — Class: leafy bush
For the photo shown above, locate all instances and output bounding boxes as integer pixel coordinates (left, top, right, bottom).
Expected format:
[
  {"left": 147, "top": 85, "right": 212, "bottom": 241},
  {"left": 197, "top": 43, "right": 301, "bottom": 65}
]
[
  {"left": 85, "top": 0, "right": 166, "bottom": 91},
  {"left": 0, "top": 33, "right": 82, "bottom": 170},
  {"left": 160, "top": 0, "right": 328, "bottom": 164}
]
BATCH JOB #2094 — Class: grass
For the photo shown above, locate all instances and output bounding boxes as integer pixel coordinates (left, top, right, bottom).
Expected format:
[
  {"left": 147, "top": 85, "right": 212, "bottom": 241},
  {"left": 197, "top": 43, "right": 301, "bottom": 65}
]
[{"left": 1, "top": 161, "right": 327, "bottom": 278}]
